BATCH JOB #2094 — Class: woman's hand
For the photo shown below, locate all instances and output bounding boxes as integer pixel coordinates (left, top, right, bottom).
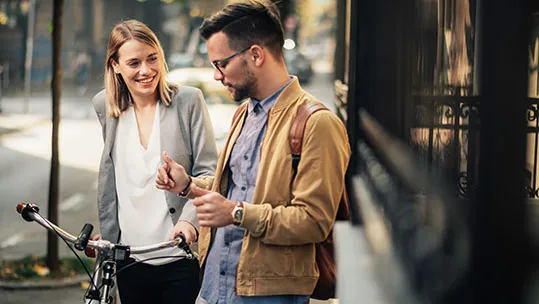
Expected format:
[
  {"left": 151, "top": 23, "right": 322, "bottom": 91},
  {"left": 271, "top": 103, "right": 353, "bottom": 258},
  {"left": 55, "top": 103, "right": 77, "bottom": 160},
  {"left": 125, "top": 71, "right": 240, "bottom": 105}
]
[
  {"left": 156, "top": 151, "right": 190, "bottom": 194},
  {"left": 169, "top": 221, "right": 197, "bottom": 245},
  {"left": 84, "top": 234, "right": 101, "bottom": 258}
]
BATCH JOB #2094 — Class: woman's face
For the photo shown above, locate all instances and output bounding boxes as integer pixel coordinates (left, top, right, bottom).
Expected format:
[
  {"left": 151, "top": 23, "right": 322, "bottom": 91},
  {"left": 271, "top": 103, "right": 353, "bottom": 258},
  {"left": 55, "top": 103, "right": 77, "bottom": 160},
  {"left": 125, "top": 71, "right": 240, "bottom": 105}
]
[{"left": 112, "top": 39, "right": 161, "bottom": 101}]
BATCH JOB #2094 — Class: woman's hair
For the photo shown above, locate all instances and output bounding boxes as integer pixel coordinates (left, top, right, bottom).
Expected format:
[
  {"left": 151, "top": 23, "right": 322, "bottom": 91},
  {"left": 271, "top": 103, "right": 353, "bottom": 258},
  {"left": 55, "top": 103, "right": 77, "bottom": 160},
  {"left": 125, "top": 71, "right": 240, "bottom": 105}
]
[
  {"left": 104, "top": 19, "right": 178, "bottom": 117},
  {"left": 199, "top": 0, "right": 284, "bottom": 59}
]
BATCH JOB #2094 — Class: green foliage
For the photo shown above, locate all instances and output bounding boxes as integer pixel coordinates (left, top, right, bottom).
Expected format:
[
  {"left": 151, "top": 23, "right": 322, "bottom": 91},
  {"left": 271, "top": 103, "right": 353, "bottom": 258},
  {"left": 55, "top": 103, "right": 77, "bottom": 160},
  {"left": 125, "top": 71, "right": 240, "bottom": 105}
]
[{"left": 0, "top": 255, "right": 94, "bottom": 281}]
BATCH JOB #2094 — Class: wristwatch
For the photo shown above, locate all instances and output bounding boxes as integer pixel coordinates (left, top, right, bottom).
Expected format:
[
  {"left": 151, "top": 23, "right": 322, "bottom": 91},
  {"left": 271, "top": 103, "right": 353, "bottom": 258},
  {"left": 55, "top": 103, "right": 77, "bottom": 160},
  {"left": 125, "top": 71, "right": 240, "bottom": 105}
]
[{"left": 231, "top": 202, "right": 244, "bottom": 226}]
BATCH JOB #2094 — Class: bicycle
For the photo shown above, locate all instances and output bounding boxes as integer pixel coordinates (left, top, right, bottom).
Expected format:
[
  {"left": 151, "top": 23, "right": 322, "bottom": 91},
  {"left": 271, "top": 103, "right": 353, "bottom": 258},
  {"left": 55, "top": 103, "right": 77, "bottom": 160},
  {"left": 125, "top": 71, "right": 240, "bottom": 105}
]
[{"left": 16, "top": 203, "right": 198, "bottom": 304}]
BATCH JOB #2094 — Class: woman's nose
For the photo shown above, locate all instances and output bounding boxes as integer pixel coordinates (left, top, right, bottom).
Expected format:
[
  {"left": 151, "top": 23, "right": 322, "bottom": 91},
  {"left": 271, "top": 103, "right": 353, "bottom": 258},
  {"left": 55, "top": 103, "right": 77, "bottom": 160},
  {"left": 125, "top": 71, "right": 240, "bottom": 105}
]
[{"left": 140, "top": 62, "right": 150, "bottom": 74}]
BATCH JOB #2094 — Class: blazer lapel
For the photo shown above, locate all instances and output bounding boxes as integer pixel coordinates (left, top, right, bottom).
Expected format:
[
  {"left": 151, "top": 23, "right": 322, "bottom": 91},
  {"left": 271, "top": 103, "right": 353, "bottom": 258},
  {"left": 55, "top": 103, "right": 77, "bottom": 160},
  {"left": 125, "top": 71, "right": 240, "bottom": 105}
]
[{"left": 104, "top": 113, "right": 118, "bottom": 157}]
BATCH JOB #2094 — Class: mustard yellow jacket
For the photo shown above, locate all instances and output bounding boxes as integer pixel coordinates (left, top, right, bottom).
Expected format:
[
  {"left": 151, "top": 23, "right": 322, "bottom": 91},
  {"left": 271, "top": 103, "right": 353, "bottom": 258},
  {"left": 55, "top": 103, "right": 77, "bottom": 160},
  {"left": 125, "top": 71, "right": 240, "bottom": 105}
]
[{"left": 195, "top": 78, "right": 350, "bottom": 296}]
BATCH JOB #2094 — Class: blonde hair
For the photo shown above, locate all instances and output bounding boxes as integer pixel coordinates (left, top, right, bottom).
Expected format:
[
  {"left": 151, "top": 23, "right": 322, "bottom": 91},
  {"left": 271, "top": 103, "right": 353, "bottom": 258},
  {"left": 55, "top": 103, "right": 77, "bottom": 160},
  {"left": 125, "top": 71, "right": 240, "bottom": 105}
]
[{"left": 104, "top": 19, "right": 178, "bottom": 117}]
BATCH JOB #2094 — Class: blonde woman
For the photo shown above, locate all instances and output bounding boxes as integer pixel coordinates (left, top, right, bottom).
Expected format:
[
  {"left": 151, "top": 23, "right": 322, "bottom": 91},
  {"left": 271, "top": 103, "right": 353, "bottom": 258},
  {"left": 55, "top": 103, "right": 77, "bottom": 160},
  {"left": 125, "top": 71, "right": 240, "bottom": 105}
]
[{"left": 92, "top": 19, "right": 217, "bottom": 304}]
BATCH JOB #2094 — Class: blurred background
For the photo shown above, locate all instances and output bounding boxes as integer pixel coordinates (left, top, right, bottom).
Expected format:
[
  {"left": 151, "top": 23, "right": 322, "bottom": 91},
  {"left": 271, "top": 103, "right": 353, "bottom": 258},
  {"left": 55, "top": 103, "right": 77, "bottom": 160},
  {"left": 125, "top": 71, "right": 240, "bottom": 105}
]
[
  {"left": 0, "top": 0, "right": 337, "bottom": 248},
  {"left": 2, "top": 0, "right": 539, "bottom": 303},
  {"left": 0, "top": 0, "right": 338, "bottom": 302}
]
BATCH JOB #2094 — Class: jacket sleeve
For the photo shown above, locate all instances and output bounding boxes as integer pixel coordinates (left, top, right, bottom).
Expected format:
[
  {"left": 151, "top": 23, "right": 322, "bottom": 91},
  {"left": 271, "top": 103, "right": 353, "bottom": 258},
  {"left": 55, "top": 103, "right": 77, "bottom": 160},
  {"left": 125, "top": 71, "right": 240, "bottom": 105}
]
[
  {"left": 177, "top": 88, "right": 218, "bottom": 223},
  {"left": 241, "top": 111, "right": 351, "bottom": 245}
]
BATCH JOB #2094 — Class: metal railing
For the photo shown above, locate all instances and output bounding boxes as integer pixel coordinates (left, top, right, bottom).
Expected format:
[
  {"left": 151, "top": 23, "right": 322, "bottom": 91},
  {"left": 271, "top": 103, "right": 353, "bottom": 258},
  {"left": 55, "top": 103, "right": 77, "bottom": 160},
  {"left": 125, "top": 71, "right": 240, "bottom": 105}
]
[
  {"left": 409, "top": 93, "right": 480, "bottom": 198},
  {"left": 352, "top": 109, "right": 471, "bottom": 303}
]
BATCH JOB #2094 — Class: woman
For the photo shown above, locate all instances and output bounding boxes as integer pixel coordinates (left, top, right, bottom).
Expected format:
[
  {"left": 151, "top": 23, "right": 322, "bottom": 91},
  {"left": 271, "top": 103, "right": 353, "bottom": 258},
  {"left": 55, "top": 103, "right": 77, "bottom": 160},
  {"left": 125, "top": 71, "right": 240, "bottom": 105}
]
[{"left": 92, "top": 19, "right": 218, "bottom": 304}]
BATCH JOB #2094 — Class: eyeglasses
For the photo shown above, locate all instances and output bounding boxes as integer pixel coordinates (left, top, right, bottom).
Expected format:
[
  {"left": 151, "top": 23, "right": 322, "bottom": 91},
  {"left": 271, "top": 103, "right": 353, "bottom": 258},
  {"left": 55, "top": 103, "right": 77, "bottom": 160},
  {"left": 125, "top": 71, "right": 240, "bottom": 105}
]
[{"left": 211, "top": 46, "right": 251, "bottom": 74}]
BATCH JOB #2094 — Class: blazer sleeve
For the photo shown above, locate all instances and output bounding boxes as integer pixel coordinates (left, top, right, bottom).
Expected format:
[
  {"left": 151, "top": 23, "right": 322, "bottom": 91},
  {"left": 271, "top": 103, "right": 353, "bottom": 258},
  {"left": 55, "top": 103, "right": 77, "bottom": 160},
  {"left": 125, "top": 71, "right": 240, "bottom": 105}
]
[{"left": 92, "top": 89, "right": 107, "bottom": 141}]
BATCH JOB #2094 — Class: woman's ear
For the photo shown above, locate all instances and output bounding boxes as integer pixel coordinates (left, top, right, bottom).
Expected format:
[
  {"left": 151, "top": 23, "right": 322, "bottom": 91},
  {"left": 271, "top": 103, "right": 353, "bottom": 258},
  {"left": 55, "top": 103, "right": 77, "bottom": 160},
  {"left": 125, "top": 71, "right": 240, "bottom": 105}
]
[{"left": 111, "top": 60, "right": 120, "bottom": 74}]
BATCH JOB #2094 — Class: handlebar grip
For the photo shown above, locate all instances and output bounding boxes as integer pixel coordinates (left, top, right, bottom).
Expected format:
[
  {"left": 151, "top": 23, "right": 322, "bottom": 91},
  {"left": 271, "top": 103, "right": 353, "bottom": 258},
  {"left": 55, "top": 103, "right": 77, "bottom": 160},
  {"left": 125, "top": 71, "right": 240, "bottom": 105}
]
[
  {"left": 16, "top": 203, "right": 25, "bottom": 214},
  {"left": 74, "top": 223, "right": 94, "bottom": 251},
  {"left": 16, "top": 203, "right": 40, "bottom": 222}
]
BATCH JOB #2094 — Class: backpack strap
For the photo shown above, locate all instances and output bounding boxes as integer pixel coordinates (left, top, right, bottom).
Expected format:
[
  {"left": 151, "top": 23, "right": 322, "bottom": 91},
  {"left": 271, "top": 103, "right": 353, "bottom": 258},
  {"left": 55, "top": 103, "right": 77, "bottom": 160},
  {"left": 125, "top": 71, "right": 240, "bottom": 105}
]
[
  {"left": 289, "top": 101, "right": 329, "bottom": 174},
  {"left": 289, "top": 101, "right": 350, "bottom": 222}
]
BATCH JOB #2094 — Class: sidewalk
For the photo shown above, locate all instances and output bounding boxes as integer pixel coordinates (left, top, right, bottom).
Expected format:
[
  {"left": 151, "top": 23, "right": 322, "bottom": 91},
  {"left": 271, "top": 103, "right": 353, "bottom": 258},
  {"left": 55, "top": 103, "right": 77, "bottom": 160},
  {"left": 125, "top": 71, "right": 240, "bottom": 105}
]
[{"left": 0, "top": 84, "right": 101, "bottom": 136}]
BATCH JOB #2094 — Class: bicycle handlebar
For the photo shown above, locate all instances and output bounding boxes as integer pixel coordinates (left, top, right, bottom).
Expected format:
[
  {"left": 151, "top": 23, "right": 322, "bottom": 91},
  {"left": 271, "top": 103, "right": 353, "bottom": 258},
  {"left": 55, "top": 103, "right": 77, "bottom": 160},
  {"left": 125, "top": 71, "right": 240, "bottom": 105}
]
[{"left": 16, "top": 203, "right": 197, "bottom": 259}]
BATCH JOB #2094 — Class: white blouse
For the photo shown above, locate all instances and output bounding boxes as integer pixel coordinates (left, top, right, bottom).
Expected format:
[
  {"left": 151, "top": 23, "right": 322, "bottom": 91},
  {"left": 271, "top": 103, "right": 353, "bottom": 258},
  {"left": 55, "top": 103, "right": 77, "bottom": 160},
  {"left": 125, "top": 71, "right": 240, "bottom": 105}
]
[{"left": 113, "top": 104, "right": 185, "bottom": 265}]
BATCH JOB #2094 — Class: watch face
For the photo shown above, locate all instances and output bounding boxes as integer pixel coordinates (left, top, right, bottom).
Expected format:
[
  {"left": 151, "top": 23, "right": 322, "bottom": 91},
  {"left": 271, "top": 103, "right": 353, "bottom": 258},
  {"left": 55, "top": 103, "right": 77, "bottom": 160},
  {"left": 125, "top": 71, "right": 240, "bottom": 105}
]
[{"left": 233, "top": 208, "right": 243, "bottom": 224}]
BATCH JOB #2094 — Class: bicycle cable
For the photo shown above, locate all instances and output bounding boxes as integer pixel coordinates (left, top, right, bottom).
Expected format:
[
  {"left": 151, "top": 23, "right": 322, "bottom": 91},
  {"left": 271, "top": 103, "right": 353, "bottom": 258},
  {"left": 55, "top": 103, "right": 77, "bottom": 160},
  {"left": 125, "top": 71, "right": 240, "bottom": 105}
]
[
  {"left": 34, "top": 212, "right": 99, "bottom": 291},
  {"left": 83, "top": 258, "right": 105, "bottom": 301},
  {"left": 89, "top": 255, "right": 191, "bottom": 297},
  {"left": 111, "top": 255, "right": 192, "bottom": 278}
]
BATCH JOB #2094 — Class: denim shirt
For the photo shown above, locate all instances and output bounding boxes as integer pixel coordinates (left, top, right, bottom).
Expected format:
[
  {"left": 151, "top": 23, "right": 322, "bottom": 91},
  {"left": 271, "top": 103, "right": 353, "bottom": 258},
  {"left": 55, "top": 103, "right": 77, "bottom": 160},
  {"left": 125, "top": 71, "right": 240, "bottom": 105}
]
[{"left": 199, "top": 78, "right": 308, "bottom": 304}]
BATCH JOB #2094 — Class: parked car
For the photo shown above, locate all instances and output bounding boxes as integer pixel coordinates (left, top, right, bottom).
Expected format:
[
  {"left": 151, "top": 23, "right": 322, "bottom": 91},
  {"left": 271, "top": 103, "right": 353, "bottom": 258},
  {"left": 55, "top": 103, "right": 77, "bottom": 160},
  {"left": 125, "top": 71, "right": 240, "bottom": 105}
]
[
  {"left": 284, "top": 49, "right": 314, "bottom": 84},
  {"left": 167, "top": 67, "right": 239, "bottom": 150}
]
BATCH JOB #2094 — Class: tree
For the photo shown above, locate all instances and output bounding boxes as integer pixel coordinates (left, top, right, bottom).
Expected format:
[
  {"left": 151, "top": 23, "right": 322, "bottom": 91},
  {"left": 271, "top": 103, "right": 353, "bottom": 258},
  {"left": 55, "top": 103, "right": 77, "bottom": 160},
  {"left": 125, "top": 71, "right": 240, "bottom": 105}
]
[{"left": 46, "top": 0, "right": 63, "bottom": 272}]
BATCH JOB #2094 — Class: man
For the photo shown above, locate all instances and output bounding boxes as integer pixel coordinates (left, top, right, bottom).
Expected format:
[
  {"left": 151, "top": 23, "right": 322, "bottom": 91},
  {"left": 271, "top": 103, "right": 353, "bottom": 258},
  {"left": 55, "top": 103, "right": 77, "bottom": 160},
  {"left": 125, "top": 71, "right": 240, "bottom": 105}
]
[{"left": 156, "top": 1, "right": 350, "bottom": 303}]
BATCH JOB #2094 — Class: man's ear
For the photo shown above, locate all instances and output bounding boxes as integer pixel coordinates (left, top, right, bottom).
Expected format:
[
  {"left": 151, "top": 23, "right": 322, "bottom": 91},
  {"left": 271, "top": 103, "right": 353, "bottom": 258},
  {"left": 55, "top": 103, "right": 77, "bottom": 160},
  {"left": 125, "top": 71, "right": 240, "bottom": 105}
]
[{"left": 250, "top": 45, "right": 265, "bottom": 67}]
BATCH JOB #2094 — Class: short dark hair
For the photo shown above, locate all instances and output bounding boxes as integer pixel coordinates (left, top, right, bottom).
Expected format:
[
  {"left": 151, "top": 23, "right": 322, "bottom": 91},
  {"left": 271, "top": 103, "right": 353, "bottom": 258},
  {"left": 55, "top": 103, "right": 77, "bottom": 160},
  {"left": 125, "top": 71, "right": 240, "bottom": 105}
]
[{"left": 199, "top": 0, "right": 285, "bottom": 58}]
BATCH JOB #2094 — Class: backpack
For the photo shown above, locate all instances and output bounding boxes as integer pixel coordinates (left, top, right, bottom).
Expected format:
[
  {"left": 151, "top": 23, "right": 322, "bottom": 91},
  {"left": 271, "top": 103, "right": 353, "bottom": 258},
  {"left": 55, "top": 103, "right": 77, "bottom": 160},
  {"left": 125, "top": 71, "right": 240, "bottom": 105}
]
[{"left": 233, "top": 101, "right": 350, "bottom": 300}]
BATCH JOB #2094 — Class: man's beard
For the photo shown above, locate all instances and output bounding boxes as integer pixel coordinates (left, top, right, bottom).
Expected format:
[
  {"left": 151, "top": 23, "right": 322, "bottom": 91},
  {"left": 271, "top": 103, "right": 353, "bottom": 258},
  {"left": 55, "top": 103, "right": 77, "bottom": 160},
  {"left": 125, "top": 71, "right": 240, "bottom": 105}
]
[{"left": 229, "top": 65, "right": 257, "bottom": 103}]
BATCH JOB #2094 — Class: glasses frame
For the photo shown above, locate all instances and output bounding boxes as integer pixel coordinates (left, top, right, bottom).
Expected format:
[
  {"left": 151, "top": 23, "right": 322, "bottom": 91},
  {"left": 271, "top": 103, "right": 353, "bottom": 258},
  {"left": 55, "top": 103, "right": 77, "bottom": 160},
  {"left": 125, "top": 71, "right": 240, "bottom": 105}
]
[{"left": 211, "top": 46, "right": 252, "bottom": 74}]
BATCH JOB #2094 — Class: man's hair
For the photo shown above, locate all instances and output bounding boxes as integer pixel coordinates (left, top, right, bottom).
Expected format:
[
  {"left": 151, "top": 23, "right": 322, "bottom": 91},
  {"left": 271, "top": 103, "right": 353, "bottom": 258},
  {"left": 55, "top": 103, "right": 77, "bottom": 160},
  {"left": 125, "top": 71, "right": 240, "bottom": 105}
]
[
  {"left": 199, "top": 0, "right": 285, "bottom": 59},
  {"left": 104, "top": 19, "right": 178, "bottom": 117}
]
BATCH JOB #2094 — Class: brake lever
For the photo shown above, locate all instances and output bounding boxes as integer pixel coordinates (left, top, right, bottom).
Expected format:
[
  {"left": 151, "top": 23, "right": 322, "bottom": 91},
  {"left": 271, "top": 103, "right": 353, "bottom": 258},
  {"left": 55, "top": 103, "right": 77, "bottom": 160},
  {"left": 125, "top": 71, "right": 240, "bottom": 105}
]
[{"left": 177, "top": 234, "right": 195, "bottom": 259}]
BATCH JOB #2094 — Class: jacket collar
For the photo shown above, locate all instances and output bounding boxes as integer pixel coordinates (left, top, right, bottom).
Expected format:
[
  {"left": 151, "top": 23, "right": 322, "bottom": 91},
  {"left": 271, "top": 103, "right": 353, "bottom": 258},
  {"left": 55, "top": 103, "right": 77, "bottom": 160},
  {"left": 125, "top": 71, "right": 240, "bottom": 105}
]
[{"left": 270, "top": 76, "right": 304, "bottom": 114}]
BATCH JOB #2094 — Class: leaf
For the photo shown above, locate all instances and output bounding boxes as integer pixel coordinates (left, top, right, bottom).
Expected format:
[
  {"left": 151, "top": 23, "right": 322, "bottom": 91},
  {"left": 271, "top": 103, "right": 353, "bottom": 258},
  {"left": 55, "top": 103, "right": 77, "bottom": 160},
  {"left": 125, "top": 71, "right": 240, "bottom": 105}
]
[
  {"left": 80, "top": 281, "right": 90, "bottom": 289},
  {"left": 33, "top": 264, "right": 50, "bottom": 277}
]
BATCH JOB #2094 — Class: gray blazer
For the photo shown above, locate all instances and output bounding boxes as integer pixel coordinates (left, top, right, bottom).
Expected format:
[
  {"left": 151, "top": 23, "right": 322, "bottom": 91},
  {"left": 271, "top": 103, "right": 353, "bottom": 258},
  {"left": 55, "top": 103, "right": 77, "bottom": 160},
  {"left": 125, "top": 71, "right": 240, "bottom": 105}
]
[{"left": 92, "top": 86, "right": 218, "bottom": 243}]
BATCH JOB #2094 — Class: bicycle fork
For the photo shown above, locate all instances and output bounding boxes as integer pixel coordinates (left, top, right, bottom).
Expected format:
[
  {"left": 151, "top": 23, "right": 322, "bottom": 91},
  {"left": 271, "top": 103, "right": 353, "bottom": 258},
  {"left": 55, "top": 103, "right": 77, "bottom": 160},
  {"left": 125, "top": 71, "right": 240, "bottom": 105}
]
[{"left": 86, "top": 259, "right": 116, "bottom": 304}]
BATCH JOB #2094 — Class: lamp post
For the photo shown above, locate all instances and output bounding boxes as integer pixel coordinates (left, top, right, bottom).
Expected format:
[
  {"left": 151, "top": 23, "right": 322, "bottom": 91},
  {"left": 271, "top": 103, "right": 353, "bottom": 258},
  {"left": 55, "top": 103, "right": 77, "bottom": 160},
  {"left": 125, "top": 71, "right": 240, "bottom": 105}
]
[{"left": 23, "top": 0, "right": 36, "bottom": 113}]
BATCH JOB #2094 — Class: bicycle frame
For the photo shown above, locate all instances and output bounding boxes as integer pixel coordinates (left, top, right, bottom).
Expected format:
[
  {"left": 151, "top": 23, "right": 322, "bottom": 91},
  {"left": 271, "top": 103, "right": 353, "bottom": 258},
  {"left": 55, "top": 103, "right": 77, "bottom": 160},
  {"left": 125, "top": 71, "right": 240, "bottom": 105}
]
[{"left": 16, "top": 203, "right": 198, "bottom": 304}]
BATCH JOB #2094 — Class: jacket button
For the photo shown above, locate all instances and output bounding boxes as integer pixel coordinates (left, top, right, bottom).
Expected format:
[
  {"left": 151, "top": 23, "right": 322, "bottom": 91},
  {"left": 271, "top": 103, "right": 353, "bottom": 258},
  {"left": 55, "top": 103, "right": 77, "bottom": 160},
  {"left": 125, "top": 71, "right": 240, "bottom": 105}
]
[{"left": 169, "top": 208, "right": 176, "bottom": 214}]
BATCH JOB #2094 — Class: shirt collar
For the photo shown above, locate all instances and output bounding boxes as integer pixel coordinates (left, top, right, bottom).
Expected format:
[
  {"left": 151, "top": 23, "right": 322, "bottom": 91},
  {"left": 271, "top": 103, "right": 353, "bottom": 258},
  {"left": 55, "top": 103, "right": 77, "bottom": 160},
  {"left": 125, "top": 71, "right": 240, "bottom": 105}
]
[{"left": 248, "top": 76, "right": 294, "bottom": 115}]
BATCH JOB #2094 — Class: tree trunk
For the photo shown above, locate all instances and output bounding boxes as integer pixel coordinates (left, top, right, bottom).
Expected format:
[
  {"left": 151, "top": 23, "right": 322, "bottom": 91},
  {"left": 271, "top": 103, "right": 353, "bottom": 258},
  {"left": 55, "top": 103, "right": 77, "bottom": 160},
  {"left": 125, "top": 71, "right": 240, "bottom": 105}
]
[{"left": 47, "top": 0, "right": 63, "bottom": 272}]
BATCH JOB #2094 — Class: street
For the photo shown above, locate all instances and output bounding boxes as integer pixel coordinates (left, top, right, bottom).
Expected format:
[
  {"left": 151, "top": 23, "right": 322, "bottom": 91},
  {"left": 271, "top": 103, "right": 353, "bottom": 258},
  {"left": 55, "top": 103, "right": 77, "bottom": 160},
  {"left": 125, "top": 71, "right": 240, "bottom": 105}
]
[{"left": 0, "top": 71, "right": 337, "bottom": 303}]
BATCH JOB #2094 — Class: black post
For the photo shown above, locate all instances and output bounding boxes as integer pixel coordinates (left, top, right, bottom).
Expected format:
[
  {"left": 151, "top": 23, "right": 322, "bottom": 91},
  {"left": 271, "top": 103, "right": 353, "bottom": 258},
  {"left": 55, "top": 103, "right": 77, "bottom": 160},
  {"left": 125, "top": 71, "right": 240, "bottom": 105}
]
[
  {"left": 47, "top": 0, "right": 63, "bottom": 272},
  {"left": 472, "top": 0, "right": 532, "bottom": 302}
]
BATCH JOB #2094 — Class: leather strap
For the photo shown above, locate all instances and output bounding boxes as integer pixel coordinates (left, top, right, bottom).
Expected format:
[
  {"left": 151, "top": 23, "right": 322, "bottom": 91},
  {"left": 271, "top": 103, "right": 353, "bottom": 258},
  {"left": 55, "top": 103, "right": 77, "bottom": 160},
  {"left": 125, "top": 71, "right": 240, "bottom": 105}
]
[{"left": 289, "top": 101, "right": 329, "bottom": 157}]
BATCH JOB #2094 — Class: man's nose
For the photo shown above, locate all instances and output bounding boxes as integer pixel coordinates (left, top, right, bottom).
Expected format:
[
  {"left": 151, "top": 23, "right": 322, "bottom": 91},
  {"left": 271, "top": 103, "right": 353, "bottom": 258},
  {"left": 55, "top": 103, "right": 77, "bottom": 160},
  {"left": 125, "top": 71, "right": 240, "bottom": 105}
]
[{"left": 213, "top": 68, "right": 223, "bottom": 81}]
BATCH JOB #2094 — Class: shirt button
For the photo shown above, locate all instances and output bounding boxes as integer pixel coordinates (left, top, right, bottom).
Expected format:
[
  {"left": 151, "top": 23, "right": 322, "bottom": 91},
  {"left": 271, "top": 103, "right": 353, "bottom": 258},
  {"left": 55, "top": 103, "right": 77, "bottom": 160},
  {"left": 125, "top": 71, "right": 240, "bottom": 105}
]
[
  {"left": 241, "top": 186, "right": 246, "bottom": 191},
  {"left": 169, "top": 208, "right": 176, "bottom": 214},
  {"left": 243, "top": 155, "right": 248, "bottom": 160},
  {"left": 224, "top": 241, "right": 229, "bottom": 246},
  {"left": 220, "top": 271, "right": 225, "bottom": 276}
]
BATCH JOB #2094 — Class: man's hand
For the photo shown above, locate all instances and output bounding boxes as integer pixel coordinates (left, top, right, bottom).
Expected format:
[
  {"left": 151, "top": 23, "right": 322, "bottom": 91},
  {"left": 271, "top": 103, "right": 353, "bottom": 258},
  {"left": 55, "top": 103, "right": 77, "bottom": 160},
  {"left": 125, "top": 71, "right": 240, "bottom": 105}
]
[
  {"left": 191, "top": 185, "right": 237, "bottom": 228},
  {"left": 156, "top": 151, "right": 190, "bottom": 194},
  {"left": 169, "top": 221, "right": 197, "bottom": 245}
]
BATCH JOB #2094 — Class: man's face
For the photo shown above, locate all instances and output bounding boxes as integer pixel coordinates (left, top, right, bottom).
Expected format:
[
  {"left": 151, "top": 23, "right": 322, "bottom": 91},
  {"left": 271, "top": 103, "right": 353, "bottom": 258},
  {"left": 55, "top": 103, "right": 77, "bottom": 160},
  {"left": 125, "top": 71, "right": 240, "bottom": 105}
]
[{"left": 206, "top": 32, "right": 257, "bottom": 102}]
